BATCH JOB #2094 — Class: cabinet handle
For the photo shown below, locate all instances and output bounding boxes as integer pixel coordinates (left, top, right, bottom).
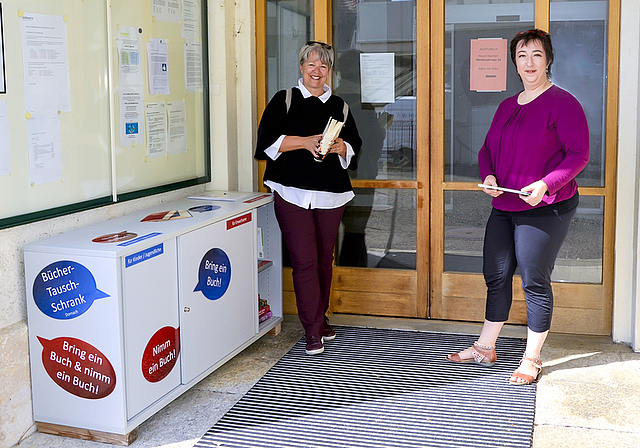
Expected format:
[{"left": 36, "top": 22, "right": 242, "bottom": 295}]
[{"left": 184, "top": 307, "right": 191, "bottom": 312}]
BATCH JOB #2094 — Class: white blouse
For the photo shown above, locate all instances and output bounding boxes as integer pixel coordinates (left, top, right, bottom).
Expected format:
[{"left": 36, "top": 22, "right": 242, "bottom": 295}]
[{"left": 263, "top": 79, "right": 356, "bottom": 210}]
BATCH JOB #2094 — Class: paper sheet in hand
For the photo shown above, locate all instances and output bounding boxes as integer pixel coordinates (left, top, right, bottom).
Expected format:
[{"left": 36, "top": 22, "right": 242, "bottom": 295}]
[{"left": 478, "top": 184, "right": 531, "bottom": 196}]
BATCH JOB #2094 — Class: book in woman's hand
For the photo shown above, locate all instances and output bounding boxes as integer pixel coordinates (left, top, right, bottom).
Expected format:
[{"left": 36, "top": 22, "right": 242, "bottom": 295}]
[{"left": 317, "top": 117, "right": 344, "bottom": 160}]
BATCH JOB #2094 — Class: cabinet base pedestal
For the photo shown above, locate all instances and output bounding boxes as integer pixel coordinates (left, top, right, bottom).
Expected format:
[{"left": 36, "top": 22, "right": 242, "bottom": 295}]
[
  {"left": 37, "top": 422, "right": 139, "bottom": 446},
  {"left": 268, "top": 323, "right": 282, "bottom": 336}
]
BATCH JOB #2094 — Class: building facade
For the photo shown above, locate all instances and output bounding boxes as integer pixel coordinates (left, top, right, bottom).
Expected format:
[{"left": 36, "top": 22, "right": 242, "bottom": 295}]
[{"left": 1, "top": 0, "right": 640, "bottom": 446}]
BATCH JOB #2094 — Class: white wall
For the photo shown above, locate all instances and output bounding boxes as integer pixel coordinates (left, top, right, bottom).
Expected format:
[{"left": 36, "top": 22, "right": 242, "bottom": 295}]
[
  {"left": 207, "top": 0, "right": 258, "bottom": 193},
  {"left": 613, "top": 0, "right": 640, "bottom": 350}
]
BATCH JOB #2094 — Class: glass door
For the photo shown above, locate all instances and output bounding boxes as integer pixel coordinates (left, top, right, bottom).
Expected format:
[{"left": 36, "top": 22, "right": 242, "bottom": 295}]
[
  {"left": 257, "top": 0, "right": 428, "bottom": 318},
  {"left": 431, "top": 0, "right": 618, "bottom": 335},
  {"left": 329, "top": 0, "right": 430, "bottom": 318}
]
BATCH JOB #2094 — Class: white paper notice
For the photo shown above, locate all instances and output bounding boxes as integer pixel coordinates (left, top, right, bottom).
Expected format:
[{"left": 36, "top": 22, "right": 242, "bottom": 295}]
[
  {"left": 117, "top": 26, "right": 144, "bottom": 88},
  {"left": 360, "top": 53, "right": 395, "bottom": 104},
  {"left": 0, "top": 101, "right": 10, "bottom": 175},
  {"left": 152, "top": 0, "right": 180, "bottom": 23},
  {"left": 0, "top": 5, "right": 6, "bottom": 93},
  {"left": 20, "top": 13, "right": 72, "bottom": 113},
  {"left": 184, "top": 41, "right": 203, "bottom": 92},
  {"left": 182, "top": 0, "right": 201, "bottom": 41},
  {"left": 147, "top": 38, "right": 170, "bottom": 95},
  {"left": 145, "top": 102, "right": 167, "bottom": 157},
  {"left": 27, "top": 113, "right": 63, "bottom": 185},
  {"left": 120, "top": 90, "right": 144, "bottom": 147},
  {"left": 167, "top": 101, "right": 187, "bottom": 155}
]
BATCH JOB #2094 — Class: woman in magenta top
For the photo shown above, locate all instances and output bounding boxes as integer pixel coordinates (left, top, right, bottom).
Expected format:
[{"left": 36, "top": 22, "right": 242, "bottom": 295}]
[{"left": 447, "top": 29, "right": 589, "bottom": 385}]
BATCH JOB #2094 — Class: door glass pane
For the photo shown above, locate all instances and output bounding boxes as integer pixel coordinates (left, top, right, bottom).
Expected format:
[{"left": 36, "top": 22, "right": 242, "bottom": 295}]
[
  {"left": 444, "top": 0, "right": 534, "bottom": 182},
  {"left": 333, "top": 0, "right": 417, "bottom": 181},
  {"left": 444, "top": 0, "right": 534, "bottom": 181},
  {"left": 555, "top": 195, "right": 603, "bottom": 284},
  {"left": 444, "top": 191, "right": 603, "bottom": 284},
  {"left": 444, "top": 191, "right": 491, "bottom": 273},
  {"left": 266, "top": 0, "right": 313, "bottom": 101},
  {"left": 550, "top": 0, "right": 608, "bottom": 187},
  {"left": 338, "top": 188, "right": 416, "bottom": 270}
]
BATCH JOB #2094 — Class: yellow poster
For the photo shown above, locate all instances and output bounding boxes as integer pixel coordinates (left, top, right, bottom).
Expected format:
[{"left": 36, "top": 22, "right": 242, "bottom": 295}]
[{"left": 470, "top": 38, "right": 507, "bottom": 92}]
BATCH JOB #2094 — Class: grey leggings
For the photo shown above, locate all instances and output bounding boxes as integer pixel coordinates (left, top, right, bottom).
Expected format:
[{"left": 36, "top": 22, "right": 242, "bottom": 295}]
[{"left": 483, "top": 195, "right": 578, "bottom": 332}]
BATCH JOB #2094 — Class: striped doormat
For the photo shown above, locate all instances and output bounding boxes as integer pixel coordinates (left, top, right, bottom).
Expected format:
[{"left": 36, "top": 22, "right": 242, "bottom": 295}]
[{"left": 195, "top": 326, "right": 536, "bottom": 448}]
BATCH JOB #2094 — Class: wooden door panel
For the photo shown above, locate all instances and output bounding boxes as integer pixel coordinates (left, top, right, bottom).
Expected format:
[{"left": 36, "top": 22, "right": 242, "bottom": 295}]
[
  {"left": 282, "top": 268, "right": 296, "bottom": 314},
  {"left": 332, "top": 291, "right": 419, "bottom": 317},
  {"left": 433, "top": 271, "right": 610, "bottom": 334},
  {"left": 332, "top": 267, "right": 417, "bottom": 293},
  {"left": 282, "top": 267, "right": 420, "bottom": 318}
]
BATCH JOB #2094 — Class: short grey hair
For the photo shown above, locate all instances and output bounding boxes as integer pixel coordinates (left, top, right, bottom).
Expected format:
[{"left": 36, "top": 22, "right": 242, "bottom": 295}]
[{"left": 299, "top": 41, "right": 334, "bottom": 70}]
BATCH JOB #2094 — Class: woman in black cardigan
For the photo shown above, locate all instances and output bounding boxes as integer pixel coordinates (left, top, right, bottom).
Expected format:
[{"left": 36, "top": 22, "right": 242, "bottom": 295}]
[{"left": 255, "top": 41, "right": 362, "bottom": 355}]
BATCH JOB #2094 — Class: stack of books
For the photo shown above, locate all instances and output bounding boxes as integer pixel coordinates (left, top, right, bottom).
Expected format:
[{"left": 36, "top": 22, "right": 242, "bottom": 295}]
[
  {"left": 258, "top": 296, "right": 272, "bottom": 323},
  {"left": 140, "top": 210, "right": 192, "bottom": 222}
]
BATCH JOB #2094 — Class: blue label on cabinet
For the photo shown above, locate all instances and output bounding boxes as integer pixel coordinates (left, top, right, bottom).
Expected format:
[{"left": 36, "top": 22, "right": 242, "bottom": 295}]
[
  {"left": 33, "top": 261, "right": 110, "bottom": 319},
  {"left": 125, "top": 243, "right": 164, "bottom": 268},
  {"left": 194, "top": 248, "right": 231, "bottom": 300},
  {"left": 117, "top": 232, "right": 162, "bottom": 247}
]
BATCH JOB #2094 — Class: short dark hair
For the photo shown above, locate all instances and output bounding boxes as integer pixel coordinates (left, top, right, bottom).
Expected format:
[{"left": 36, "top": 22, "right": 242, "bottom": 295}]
[{"left": 510, "top": 29, "right": 554, "bottom": 79}]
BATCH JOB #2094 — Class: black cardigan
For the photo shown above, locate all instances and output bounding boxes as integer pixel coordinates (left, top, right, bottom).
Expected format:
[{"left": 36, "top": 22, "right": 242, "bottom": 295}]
[{"left": 254, "top": 88, "right": 362, "bottom": 193}]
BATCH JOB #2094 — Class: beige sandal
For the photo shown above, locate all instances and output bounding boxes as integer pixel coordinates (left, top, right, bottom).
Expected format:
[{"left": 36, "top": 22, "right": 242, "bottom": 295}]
[
  {"left": 447, "top": 341, "right": 496, "bottom": 367},
  {"left": 509, "top": 354, "right": 542, "bottom": 385}
]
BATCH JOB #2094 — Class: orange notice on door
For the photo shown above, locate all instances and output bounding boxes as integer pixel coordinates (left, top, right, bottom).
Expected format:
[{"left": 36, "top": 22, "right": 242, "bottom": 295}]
[{"left": 470, "top": 38, "right": 507, "bottom": 92}]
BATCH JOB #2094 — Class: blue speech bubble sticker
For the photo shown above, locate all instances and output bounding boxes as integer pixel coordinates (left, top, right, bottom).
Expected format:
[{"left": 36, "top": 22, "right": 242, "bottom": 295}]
[
  {"left": 33, "top": 261, "right": 110, "bottom": 319},
  {"left": 188, "top": 205, "right": 220, "bottom": 213},
  {"left": 194, "top": 248, "right": 232, "bottom": 300}
]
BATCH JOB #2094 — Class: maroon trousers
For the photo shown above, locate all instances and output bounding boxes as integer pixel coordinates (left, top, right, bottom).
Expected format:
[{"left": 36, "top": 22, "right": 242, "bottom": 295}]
[{"left": 274, "top": 193, "right": 345, "bottom": 338}]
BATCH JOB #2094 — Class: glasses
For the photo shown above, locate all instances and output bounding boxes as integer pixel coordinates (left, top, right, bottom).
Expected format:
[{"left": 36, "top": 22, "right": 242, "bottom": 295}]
[
  {"left": 306, "top": 41, "right": 332, "bottom": 50},
  {"left": 516, "top": 29, "right": 550, "bottom": 37}
]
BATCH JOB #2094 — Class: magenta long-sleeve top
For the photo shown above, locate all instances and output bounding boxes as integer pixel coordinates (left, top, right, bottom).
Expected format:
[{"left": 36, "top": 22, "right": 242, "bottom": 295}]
[{"left": 478, "top": 85, "right": 590, "bottom": 212}]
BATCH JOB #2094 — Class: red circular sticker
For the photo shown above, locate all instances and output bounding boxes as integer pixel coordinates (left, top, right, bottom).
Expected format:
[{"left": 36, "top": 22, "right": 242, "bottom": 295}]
[
  {"left": 142, "top": 326, "right": 180, "bottom": 383},
  {"left": 92, "top": 231, "right": 138, "bottom": 244}
]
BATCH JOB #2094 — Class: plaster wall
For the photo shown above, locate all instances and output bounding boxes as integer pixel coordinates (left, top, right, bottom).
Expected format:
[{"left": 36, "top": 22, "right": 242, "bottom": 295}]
[{"left": 613, "top": 0, "right": 640, "bottom": 350}]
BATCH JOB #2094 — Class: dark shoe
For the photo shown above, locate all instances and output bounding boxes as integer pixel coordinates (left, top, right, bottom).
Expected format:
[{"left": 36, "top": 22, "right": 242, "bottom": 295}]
[
  {"left": 322, "top": 321, "right": 336, "bottom": 342},
  {"left": 305, "top": 335, "right": 324, "bottom": 355}
]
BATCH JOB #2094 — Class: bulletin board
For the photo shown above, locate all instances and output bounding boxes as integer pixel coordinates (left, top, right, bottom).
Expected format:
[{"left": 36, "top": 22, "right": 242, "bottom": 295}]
[
  {"left": 0, "top": 1, "right": 113, "bottom": 225},
  {"left": 111, "top": 0, "right": 209, "bottom": 198},
  {"left": 0, "top": 0, "right": 210, "bottom": 228}
]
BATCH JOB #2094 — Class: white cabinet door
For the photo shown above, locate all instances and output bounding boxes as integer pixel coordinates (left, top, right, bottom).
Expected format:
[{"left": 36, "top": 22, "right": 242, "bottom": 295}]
[
  {"left": 24, "top": 252, "right": 126, "bottom": 433},
  {"left": 178, "top": 211, "right": 257, "bottom": 383},
  {"left": 122, "top": 239, "right": 181, "bottom": 419}
]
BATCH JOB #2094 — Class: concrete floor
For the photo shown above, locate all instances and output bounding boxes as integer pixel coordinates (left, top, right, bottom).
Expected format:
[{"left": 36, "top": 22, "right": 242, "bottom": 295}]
[{"left": 12, "top": 314, "right": 640, "bottom": 448}]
